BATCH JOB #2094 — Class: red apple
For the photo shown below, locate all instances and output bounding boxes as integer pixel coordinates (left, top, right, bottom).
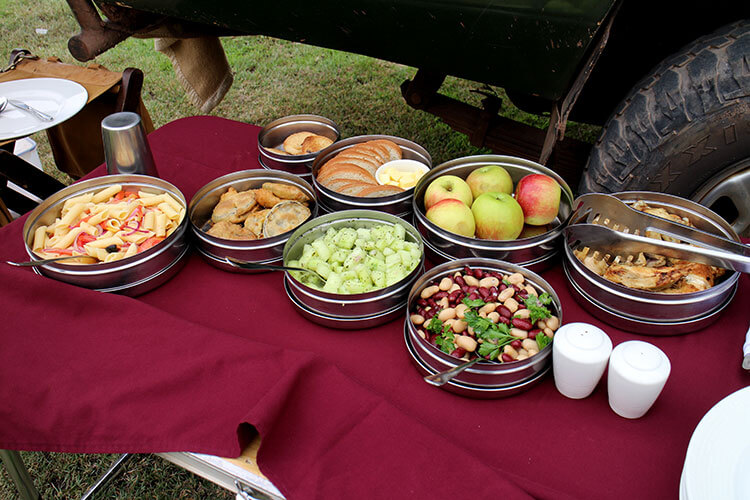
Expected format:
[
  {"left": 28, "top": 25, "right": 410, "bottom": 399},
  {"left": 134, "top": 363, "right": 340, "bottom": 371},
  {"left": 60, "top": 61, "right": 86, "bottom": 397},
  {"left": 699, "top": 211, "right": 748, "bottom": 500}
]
[
  {"left": 514, "top": 174, "right": 561, "bottom": 226},
  {"left": 423, "top": 175, "right": 473, "bottom": 210},
  {"left": 465, "top": 165, "right": 513, "bottom": 199},
  {"left": 471, "top": 192, "right": 524, "bottom": 240},
  {"left": 426, "top": 198, "right": 476, "bottom": 237}
]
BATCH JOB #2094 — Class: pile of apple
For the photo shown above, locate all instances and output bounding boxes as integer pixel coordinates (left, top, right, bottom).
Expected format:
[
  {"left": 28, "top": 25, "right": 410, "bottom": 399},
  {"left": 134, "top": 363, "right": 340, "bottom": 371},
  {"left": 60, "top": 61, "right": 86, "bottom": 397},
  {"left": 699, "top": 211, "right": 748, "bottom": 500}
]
[{"left": 423, "top": 166, "right": 561, "bottom": 240}]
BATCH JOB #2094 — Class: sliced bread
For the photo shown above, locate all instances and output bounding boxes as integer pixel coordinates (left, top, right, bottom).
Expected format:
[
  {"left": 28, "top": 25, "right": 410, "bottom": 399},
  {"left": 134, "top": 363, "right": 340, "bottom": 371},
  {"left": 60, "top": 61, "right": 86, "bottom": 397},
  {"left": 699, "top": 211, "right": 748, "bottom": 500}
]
[
  {"left": 358, "top": 184, "right": 404, "bottom": 197},
  {"left": 317, "top": 165, "right": 377, "bottom": 187}
]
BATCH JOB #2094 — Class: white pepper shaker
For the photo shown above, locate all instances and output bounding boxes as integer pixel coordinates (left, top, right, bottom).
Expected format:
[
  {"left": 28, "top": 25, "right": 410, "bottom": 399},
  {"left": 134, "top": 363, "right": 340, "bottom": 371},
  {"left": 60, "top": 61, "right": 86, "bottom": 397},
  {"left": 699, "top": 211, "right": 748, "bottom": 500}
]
[
  {"left": 552, "top": 322, "right": 613, "bottom": 399},
  {"left": 608, "top": 341, "right": 671, "bottom": 419}
]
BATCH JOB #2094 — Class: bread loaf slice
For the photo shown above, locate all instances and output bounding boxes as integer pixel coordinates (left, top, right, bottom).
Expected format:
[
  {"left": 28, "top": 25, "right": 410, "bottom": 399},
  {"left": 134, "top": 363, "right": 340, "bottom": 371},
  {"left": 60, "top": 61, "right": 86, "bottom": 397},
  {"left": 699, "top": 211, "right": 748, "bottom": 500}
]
[
  {"left": 333, "top": 181, "right": 376, "bottom": 196},
  {"left": 317, "top": 165, "right": 377, "bottom": 187},
  {"left": 358, "top": 184, "right": 404, "bottom": 197},
  {"left": 368, "top": 139, "right": 402, "bottom": 162}
]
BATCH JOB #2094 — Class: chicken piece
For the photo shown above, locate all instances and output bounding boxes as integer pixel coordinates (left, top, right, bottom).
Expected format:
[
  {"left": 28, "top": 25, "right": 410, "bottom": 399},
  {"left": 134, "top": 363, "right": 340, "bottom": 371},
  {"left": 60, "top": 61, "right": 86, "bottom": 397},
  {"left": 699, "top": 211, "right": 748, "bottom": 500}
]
[
  {"left": 261, "top": 182, "right": 310, "bottom": 203},
  {"left": 253, "top": 188, "right": 283, "bottom": 208},
  {"left": 603, "top": 264, "right": 685, "bottom": 291},
  {"left": 211, "top": 188, "right": 257, "bottom": 223},
  {"left": 206, "top": 220, "right": 258, "bottom": 240},
  {"left": 660, "top": 261, "right": 718, "bottom": 293},
  {"left": 243, "top": 209, "right": 270, "bottom": 235}
]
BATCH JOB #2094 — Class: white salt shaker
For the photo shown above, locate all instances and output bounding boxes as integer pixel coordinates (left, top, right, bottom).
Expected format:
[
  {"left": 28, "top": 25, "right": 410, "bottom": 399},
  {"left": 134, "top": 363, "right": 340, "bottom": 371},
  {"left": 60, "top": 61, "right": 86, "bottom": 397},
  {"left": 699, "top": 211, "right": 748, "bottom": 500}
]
[
  {"left": 608, "top": 341, "right": 671, "bottom": 419},
  {"left": 552, "top": 322, "right": 613, "bottom": 399}
]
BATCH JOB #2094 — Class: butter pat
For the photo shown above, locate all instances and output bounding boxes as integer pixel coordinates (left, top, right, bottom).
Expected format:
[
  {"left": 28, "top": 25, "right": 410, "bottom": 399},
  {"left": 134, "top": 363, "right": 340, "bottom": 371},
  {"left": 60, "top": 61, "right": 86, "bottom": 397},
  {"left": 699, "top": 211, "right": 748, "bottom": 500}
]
[{"left": 375, "top": 159, "right": 429, "bottom": 189}]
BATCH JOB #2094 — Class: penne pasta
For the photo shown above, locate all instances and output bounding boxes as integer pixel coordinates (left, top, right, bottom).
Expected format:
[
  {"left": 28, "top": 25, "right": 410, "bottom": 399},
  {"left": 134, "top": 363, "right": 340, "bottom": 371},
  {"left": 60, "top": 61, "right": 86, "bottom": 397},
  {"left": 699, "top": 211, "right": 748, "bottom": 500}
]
[
  {"left": 92, "top": 185, "right": 122, "bottom": 203},
  {"left": 32, "top": 185, "right": 183, "bottom": 264}
]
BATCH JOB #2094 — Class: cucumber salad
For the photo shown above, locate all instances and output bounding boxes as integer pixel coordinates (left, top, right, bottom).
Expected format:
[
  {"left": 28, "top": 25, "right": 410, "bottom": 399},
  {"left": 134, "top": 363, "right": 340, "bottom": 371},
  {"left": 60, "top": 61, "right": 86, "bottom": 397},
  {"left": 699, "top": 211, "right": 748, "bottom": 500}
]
[{"left": 288, "top": 223, "right": 421, "bottom": 294}]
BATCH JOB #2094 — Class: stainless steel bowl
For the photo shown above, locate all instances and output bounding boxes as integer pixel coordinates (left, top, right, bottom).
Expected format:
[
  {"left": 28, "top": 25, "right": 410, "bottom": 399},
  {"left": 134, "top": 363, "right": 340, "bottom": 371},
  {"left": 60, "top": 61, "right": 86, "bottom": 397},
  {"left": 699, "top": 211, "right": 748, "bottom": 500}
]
[
  {"left": 563, "top": 191, "right": 740, "bottom": 335},
  {"left": 282, "top": 210, "right": 425, "bottom": 325},
  {"left": 258, "top": 114, "right": 341, "bottom": 181},
  {"left": 284, "top": 279, "right": 405, "bottom": 330},
  {"left": 22, "top": 174, "right": 189, "bottom": 296},
  {"left": 405, "top": 258, "right": 562, "bottom": 388},
  {"left": 404, "top": 322, "right": 552, "bottom": 399},
  {"left": 412, "top": 155, "right": 574, "bottom": 270},
  {"left": 189, "top": 169, "right": 317, "bottom": 271},
  {"left": 311, "top": 135, "right": 432, "bottom": 217}
]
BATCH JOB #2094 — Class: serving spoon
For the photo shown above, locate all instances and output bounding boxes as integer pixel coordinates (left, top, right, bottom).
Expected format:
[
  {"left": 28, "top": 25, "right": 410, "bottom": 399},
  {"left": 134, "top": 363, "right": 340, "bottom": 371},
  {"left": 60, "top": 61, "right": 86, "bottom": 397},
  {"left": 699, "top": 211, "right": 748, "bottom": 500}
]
[
  {"left": 6, "top": 254, "right": 97, "bottom": 267},
  {"left": 224, "top": 256, "right": 327, "bottom": 285},
  {"left": 0, "top": 96, "right": 54, "bottom": 121},
  {"left": 423, "top": 356, "right": 484, "bottom": 386}
]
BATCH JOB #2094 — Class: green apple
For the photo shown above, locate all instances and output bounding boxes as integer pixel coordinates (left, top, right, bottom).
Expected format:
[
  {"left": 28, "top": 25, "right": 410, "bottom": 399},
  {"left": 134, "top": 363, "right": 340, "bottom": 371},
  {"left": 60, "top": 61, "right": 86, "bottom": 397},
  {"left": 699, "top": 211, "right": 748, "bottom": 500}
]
[
  {"left": 471, "top": 192, "right": 524, "bottom": 240},
  {"left": 465, "top": 165, "right": 513, "bottom": 199},
  {"left": 514, "top": 174, "right": 561, "bottom": 225},
  {"left": 425, "top": 198, "right": 475, "bottom": 237},
  {"left": 423, "top": 175, "right": 473, "bottom": 210}
]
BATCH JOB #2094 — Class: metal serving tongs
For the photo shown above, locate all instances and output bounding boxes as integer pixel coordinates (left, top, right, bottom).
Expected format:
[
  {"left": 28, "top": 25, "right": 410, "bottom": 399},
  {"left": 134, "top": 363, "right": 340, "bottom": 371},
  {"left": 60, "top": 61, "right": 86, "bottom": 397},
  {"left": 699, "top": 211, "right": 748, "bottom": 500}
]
[{"left": 564, "top": 193, "right": 750, "bottom": 274}]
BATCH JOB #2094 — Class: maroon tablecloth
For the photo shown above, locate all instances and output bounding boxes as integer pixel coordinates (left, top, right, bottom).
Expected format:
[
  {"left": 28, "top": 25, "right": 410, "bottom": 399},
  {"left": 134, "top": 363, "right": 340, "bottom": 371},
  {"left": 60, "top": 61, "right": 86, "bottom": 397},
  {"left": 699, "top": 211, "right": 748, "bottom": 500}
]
[{"left": 1, "top": 116, "right": 748, "bottom": 499}]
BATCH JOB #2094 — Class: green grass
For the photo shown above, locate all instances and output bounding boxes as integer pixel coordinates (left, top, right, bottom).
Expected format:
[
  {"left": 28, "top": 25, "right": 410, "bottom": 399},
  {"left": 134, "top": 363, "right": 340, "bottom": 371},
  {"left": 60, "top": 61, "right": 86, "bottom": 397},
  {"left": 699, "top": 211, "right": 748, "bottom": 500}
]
[{"left": 1, "top": 0, "right": 598, "bottom": 497}]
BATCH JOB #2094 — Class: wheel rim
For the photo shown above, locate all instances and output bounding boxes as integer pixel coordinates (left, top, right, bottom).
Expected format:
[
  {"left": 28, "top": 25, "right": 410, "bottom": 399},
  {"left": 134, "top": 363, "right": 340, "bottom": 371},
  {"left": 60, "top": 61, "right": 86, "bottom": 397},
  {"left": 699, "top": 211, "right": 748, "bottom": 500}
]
[{"left": 692, "top": 158, "right": 750, "bottom": 238}]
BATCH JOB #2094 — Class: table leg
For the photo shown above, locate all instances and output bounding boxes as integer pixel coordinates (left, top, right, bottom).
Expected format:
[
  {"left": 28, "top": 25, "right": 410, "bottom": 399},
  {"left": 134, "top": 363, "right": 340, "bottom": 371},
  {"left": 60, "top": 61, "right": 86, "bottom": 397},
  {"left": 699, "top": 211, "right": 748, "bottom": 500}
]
[
  {"left": 79, "top": 453, "right": 134, "bottom": 500},
  {"left": 0, "top": 449, "right": 41, "bottom": 500}
]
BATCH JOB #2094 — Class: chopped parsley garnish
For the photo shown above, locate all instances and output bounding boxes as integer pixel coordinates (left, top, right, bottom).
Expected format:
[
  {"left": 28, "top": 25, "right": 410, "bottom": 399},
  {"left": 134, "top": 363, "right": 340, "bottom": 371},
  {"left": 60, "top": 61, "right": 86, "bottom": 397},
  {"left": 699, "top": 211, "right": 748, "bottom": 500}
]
[
  {"left": 524, "top": 293, "right": 553, "bottom": 323},
  {"left": 463, "top": 310, "right": 516, "bottom": 361},
  {"left": 536, "top": 334, "right": 552, "bottom": 351},
  {"left": 426, "top": 316, "right": 456, "bottom": 354},
  {"left": 461, "top": 297, "right": 486, "bottom": 308}
]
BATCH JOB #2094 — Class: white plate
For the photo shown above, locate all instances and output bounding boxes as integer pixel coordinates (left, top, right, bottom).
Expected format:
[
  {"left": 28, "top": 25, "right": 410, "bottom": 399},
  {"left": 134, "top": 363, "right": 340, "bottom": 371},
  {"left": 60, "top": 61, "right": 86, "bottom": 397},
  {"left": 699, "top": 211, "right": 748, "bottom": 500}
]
[
  {"left": 0, "top": 78, "right": 88, "bottom": 141},
  {"left": 682, "top": 386, "right": 750, "bottom": 500}
]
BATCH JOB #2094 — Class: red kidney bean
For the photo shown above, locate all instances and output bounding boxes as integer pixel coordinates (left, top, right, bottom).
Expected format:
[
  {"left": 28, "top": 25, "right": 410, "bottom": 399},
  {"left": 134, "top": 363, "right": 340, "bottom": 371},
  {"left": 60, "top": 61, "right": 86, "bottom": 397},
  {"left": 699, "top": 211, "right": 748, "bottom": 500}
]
[
  {"left": 449, "top": 290, "right": 462, "bottom": 302},
  {"left": 511, "top": 340, "right": 522, "bottom": 349},
  {"left": 416, "top": 307, "right": 426, "bottom": 318},
  {"left": 451, "top": 347, "right": 467, "bottom": 358},
  {"left": 473, "top": 268, "right": 483, "bottom": 279},
  {"left": 417, "top": 298, "right": 428, "bottom": 307},
  {"left": 512, "top": 318, "right": 533, "bottom": 330},
  {"left": 427, "top": 300, "right": 437, "bottom": 309},
  {"left": 454, "top": 275, "right": 465, "bottom": 287},
  {"left": 501, "top": 353, "right": 514, "bottom": 363},
  {"left": 478, "top": 287, "right": 490, "bottom": 299},
  {"left": 461, "top": 285, "right": 469, "bottom": 293},
  {"left": 468, "top": 292, "right": 479, "bottom": 301},
  {"left": 433, "top": 291, "right": 448, "bottom": 300},
  {"left": 516, "top": 290, "right": 528, "bottom": 300},
  {"left": 489, "top": 286, "right": 498, "bottom": 295},
  {"left": 463, "top": 266, "right": 472, "bottom": 275},
  {"left": 498, "top": 305, "right": 512, "bottom": 318},
  {"left": 529, "top": 329, "right": 541, "bottom": 339},
  {"left": 498, "top": 283, "right": 508, "bottom": 291},
  {"left": 497, "top": 316, "right": 510, "bottom": 325},
  {"left": 468, "top": 285, "right": 478, "bottom": 294},
  {"left": 512, "top": 284, "right": 523, "bottom": 292}
]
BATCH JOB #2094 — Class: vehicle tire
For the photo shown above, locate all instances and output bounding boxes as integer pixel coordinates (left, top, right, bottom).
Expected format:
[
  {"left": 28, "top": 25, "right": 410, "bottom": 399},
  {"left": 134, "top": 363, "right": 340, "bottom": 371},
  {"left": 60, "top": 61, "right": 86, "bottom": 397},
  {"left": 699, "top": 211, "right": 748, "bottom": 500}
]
[{"left": 579, "top": 20, "right": 750, "bottom": 236}]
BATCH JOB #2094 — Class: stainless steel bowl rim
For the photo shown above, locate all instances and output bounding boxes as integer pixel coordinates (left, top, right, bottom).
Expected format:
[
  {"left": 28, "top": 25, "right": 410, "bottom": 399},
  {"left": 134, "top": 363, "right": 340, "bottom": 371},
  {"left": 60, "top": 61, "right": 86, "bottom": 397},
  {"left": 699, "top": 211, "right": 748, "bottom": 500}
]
[
  {"left": 282, "top": 209, "right": 425, "bottom": 300},
  {"left": 188, "top": 168, "right": 317, "bottom": 250},
  {"left": 257, "top": 114, "right": 341, "bottom": 159},
  {"left": 563, "top": 243, "right": 738, "bottom": 305},
  {"left": 23, "top": 174, "right": 187, "bottom": 271},
  {"left": 411, "top": 154, "right": 573, "bottom": 256},
  {"left": 564, "top": 262, "right": 738, "bottom": 325},
  {"left": 286, "top": 269, "right": 420, "bottom": 305},
  {"left": 284, "top": 277, "right": 406, "bottom": 322},
  {"left": 406, "top": 257, "right": 562, "bottom": 369},
  {"left": 405, "top": 323, "right": 552, "bottom": 392},
  {"left": 421, "top": 233, "right": 560, "bottom": 267}
]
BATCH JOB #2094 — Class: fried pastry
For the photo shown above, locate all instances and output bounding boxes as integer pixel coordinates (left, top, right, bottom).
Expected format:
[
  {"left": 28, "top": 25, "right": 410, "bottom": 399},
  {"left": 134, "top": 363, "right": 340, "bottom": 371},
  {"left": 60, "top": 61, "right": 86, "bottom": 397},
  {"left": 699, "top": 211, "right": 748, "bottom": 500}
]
[
  {"left": 301, "top": 134, "right": 333, "bottom": 154},
  {"left": 262, "top": 201, "right": 311, "bottom": 238},
  {"left": 254, "top": 188, "right": 283, "bottom": 208},
  {"left": 243, "top": 209, "right": 271, "bottom": 235},
  {"left": 283, "top": 132, "right": 315, "bottom": 155},
  {"left": 207, "top": 220, "right": 258, "bottom": 240},
  {"left": 261, "top": 182, "right": 310, "bottom": 202},
  {"left": 212, "top": 187, "right": 257, "bottom": 223}
]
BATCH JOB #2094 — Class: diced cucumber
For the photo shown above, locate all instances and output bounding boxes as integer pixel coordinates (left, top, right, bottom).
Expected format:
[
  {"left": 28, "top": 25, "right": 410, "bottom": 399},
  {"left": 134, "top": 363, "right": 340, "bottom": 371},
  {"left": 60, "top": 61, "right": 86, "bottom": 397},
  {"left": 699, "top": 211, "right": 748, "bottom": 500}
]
[{"left": 311, "top": 239, "right": 331, "bottom": 261}]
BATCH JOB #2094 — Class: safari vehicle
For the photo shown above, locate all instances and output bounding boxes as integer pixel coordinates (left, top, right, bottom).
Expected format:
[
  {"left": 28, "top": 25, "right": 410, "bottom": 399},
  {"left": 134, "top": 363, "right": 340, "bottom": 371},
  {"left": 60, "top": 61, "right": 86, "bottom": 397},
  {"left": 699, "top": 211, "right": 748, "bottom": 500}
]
[{"left": 63, "top": 0, "right": 749, "bottom": 235}]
